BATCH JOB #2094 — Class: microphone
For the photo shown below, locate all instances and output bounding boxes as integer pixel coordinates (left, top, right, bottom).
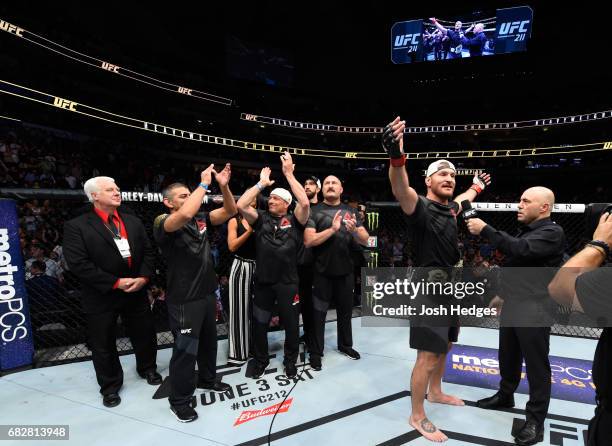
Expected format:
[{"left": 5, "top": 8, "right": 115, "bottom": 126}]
[{"left": 461, "top": 200, "right": 478, "bottom": 220}]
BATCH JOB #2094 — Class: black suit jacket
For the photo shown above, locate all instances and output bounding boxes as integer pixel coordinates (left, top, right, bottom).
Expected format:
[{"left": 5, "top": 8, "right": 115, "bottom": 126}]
[{"left": 63, "top": 207, "right": 155, "bottom": 314}]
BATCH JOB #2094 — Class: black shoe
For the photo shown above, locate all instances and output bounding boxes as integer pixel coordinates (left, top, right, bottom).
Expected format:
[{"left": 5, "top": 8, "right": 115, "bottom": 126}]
[
  {"left": 140, "top": 371, "right": 163, "bottom": 385},
  {"left": 245, "top": 359, "right": 268, "bottom": 379},
  {"left": 170, "top": 405, "right": 198, "bottom": 423},
  {"left": 197, "top": 381, "right": 231, "bottom": 393},
  {"left": 310, "top": 355, "right": 322, "bottom": 371},
  {"left": 514, "top": 421, "right": 544, "bottom": 446},
  {"left": 338, "top": 347, "right": 360, "bottom": 360},
  {"left": 476, "top": 392, "right": 515, "bottom": 409},
  {"left": 103, "top": 393, "right": 121, "bottom": 408},
  {"left": 284, "top": 363, "right": 297, "bottom": 378}
]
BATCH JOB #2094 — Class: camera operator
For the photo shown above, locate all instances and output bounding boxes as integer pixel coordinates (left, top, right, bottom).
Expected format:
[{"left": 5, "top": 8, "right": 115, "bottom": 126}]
[{"left": 548, "top": 210, "right": 612, "bottom": 445}]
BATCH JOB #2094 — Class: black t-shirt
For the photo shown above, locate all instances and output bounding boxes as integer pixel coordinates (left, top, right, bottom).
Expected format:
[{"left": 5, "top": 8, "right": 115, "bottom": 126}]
[
  {"left": 405, "top": 196, "right": 460, "bottom": 267},
  {"left": 154, "top": 212, "right": 217, "bottom": 304},
  {"left": 253, "top": 210, "right": 304, "bottom": 284},
  {"left": 299, "top": 203, "right": 319, "bottom": 267},
  {"left": 576, "top": 268, "right": 612, "bottom": 400},
  {"left": 307, "top": 203, "right": 363, "bottom": 276},
  {"left": 465, "top": 32, "right": 487, "bottom": 56},
  {"left": 446, "top": 29, "right": 463, "bottom": 48}
]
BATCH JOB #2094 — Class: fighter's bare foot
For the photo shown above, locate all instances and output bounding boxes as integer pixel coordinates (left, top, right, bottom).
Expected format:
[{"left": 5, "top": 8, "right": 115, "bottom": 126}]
[
  {"left": 409, "top": 416, "right": 448, "bottom": 442},
  {"left": 427, "top": 392, "right": 465, "bottom": 406}
]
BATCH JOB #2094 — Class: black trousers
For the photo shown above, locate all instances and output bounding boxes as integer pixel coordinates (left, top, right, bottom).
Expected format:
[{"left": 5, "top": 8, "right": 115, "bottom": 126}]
[
  {"left": 86, "top": 298, "right": 157, "bottom": 396},
  {"left": 588, "top": 403, "right": 612, "bottom": 446},
  {"left": 252, "top": 282, "right": 300, "bottom": 367},
  {"left": 298, "top": 264, "right": 315, "bottom": 346},
  {"left": 498, "top": 326, "right": 551, "bottom": 425},
  {"left": 167, "top": 294, "right": 218, "bottom": 408},
  {"left": 309, "top": 272, "right": 354, "bottom": 359}
]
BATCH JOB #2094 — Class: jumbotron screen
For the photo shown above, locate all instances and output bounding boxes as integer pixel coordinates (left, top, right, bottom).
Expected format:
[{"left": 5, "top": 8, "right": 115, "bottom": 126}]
[{"left": 391, "top": 6, "right": 533, "bottom": 64}]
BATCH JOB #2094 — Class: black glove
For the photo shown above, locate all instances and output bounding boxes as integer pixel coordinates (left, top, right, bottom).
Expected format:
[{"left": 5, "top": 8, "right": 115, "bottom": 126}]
[
  {"left": 470, "top": 172, "right": 491, "bottom": 194},
  {"left": 382, "top": 124, "right": 403, "bottom": 159}
]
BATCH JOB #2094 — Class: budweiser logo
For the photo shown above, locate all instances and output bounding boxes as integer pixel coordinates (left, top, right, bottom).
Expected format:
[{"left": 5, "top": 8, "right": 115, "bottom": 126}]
[{"left": 233, "top": 398, "right": 293, "bottom": 427}]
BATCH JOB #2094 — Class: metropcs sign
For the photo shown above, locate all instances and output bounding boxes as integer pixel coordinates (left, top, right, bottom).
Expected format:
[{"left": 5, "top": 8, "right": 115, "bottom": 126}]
[
  {"left": 0, "top": 228, "right": 26, "bottom": 342},
  {"left": 0, "top": 200, "right": 34, "bottom": 370}
]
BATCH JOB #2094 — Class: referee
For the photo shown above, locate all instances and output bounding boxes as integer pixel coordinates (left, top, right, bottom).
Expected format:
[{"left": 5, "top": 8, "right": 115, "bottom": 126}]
[
  {"left": 467, "top": 186, "right": 565, "bottom": 445},
  {"left": 385, "top": 116, "right": 491, "bottom": 442},
  {"left": 154, "top": 163, "right": 236, "bottom": 423},
  {"left": 237, "top": 152, "right": 310, "bottom": 379}
]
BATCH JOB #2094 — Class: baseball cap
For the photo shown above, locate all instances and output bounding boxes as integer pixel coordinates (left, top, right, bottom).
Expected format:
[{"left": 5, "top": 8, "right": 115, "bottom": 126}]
[
  {"left": 270, "top": 188, "right": 293, "bottom": 205},
  {"left": 305, "top": 175, "right": 321, "bottom": 190},
  {"left": 426, "top": 160, "right": 456, "bottom": 177}
]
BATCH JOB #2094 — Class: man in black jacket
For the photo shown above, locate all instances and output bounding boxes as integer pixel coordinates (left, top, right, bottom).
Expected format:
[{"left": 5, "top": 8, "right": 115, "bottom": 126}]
[
  {"left": 467, "top": 186, "right": 566, "bottom": 446},
  {"left": 63, "top": 176, "right": 161, "bottom": 408}
]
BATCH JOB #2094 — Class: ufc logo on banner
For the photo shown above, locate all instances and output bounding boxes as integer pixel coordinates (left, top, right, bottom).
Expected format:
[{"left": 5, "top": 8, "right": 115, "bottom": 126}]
[
  {"left": 0, "top": 20, "right": 25, "bottom": 37},
  {"left": 53, "top": 97, "right": 78, "bottom": 111},
  {"left": 394, "top": 34, "right": 419, "bottom": 47},
  {"left": 101, "top": 62, "right": 120, "bottom": 73},
  {"left": 498, "top": 20, "right": 530, "bottom": 36}
]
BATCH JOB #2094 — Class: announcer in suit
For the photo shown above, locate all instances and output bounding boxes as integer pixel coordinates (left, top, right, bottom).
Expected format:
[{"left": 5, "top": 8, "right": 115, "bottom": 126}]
[{"left": 63, "top": 176, "right": 161, "bottom": 408}]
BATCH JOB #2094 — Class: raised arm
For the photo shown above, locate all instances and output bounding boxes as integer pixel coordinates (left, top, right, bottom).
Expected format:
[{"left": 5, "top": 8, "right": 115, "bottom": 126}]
[
  {"left": 162, "top": 164, "right": 214, "bottom": 233},
  {"left": 384, "top": 117, "right": 419, "bottom": 216},
  {"left": 237, "top": 167, "right": 275, "bottom": 225},
  {"left": 209, "top": 163, "right": 238, "bottom": 226},
  {"left": 454, "top": 172, "right": 491, "bottom": 213},
  {"left": 280, "top": 152, "right": 309, "bottom": 226},
  {"left": 430, "top": 18, "right": 448, "bottom": 35},
  {"left": 548, "top": 212, "right": 612, "bottom": 309}
]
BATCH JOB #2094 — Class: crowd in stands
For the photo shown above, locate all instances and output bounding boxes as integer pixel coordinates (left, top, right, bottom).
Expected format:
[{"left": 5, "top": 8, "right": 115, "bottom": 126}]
[{"left": 0, "top": 122, "right": 604, "bottom": 341}]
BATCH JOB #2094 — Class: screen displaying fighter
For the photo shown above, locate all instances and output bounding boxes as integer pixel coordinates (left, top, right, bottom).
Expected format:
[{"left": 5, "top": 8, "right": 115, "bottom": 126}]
[{"left": 391, "top": 6, "right": 533, "bottom": 64}]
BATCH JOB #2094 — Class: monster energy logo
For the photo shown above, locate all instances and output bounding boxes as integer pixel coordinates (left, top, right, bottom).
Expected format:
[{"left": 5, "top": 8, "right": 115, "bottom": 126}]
[
  {"left": 368, "top": 252, "right": 379, "bottom": 268},
  {"left": 367, "top": 212, "right": 379, "bottom": 231},
  {"left": 364, "top": 290, "right": 375, "bottom": 311}
]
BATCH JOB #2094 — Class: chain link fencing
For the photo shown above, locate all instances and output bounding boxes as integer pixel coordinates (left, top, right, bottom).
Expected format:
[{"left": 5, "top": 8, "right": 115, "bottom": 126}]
[
  {"left": 9, "top": 190, "right": 234, "bottom": 367},
  {"left": 8, "top": 190, "right": 603, "bottom": 369},
  {"left": 362, "top": 201, "right": 601, "bottom": 339}
]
